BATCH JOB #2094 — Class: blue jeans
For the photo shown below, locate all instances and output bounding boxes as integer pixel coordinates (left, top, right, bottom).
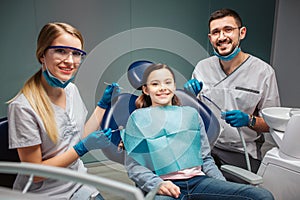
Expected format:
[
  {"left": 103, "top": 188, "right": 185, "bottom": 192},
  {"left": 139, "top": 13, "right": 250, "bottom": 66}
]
[{"left": 154, "top": 176, "right": 274, "bottom": 200}]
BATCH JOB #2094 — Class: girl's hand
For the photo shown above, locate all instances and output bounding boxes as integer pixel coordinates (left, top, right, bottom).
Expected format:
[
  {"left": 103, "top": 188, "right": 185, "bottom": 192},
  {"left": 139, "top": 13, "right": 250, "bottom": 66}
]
[{"left": 157, "top": 180, "right": 181, "bottom": 198}]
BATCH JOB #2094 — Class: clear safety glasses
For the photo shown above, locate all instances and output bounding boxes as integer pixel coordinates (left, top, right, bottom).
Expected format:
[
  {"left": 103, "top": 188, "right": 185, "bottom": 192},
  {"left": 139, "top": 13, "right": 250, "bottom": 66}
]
[
  {"left": 46, "top": 46, "right": 87, "bottom": 65},
  {"left": 209, "top": 26, "right": 240, "bottom": 38}
]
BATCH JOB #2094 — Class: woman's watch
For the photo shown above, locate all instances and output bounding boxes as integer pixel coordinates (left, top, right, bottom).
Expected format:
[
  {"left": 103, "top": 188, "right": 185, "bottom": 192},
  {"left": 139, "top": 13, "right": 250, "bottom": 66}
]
[{"left": 248, "top": 114, "right": 256, "bottom": 128}]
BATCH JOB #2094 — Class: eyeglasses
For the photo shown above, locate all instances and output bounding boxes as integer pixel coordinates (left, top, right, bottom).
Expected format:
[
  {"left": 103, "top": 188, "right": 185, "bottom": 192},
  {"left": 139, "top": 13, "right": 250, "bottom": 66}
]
[
  {"left": 46, "top": 46, "right": 87, "bottom": 65},
  {"left": 209, "top": 26, "right": 240, "bottom": 38}
]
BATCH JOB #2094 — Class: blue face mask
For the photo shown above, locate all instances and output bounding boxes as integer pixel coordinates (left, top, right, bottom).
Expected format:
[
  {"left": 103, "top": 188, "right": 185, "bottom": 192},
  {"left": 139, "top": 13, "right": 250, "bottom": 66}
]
[
  {"left": 213, "top": 45, "right": 241, "bottom": 61},
  {"left": 42, "top": 68, "right": 74, "bottom": 88}
]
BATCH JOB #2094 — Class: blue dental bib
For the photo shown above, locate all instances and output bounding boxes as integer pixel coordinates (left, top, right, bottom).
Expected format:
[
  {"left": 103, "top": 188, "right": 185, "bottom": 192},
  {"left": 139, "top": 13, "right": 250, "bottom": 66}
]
[{"left": 121, "top": 106, "right": 203, "bottom": 176}]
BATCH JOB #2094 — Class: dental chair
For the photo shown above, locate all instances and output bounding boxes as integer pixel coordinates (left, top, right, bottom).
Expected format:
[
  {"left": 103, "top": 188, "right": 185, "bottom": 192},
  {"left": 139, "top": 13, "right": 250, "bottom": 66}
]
[
  {"left": 100, "top": 60, "right": 221, "bottom": 164},
  {"left": 99, "top": 60, "right": 300, "bottom": 199},
  {"left": 0, "top": 117, "right": 20, "bottom": 188}
]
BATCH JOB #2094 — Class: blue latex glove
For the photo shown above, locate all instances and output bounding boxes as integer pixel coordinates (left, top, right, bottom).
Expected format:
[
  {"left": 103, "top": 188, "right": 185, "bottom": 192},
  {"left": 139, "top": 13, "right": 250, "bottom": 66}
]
[
  {"left": 183, "top": 79, "right": 203, "bottom": 96},
  {"left": 73, "top": 128, "right": 112, "bottom": 157},
  {"left": 97, "top": 82, "right": 120, "bottom": 109},
  {"left": 223, "top": 110, "right": 250, "bottom": 127}
]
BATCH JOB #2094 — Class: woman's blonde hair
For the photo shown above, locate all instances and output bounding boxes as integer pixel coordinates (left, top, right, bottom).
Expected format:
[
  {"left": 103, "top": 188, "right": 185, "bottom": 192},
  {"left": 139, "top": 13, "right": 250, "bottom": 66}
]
[
  {"left": 135, "top": 63, "right": 181, "bottom": 108},
  {"left": 9, "top": 22, "right": 84, "bottom": 143}
]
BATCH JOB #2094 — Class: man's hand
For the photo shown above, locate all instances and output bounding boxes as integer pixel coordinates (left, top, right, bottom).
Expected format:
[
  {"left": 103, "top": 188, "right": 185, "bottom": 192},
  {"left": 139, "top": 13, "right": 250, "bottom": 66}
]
[
  {"left": 223, "top": 110, "right": 249, "bottom": 127},
  {"left": 183, "top": 79, "right": 203, "bottom": 96}
]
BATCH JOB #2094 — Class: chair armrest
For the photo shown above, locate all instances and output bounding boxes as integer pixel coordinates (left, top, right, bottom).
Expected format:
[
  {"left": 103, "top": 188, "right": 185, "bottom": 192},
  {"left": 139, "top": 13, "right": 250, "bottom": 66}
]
[
  {"left": 221, "top": 165, "right": 263, "bottom": 185},
  {"left": 0, "top": 161, "right": 144, "bottom": 200},
  {"left": 144, "top": 183, "right": 161, "bottom": 200}
]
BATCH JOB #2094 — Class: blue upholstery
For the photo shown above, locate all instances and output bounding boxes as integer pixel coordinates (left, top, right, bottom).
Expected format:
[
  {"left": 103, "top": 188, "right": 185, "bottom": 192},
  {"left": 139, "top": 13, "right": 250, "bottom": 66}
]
[
  {"left": 100, "top": 93, "right": 137, "bottom": 163},
  {"left": 0, "top": 117, "right": 20, "bottom": 188},
  {"left": 127, "top": 60, "right": 153, "bottom": 90},
  {"left": 101, "top": 93, "right": 138, "bottom": 146},
  {"left": 174, "top": 89, "right": 220, "bottom": 146},
  {"left": 100, "top": 60, "right": 221, "bottom": 164}
]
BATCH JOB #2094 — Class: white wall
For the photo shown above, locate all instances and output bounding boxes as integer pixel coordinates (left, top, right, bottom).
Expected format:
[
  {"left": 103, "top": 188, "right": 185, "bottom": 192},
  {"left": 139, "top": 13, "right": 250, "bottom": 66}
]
[{"left": 271, "top": 0, "right": 300, "bottom": 107}]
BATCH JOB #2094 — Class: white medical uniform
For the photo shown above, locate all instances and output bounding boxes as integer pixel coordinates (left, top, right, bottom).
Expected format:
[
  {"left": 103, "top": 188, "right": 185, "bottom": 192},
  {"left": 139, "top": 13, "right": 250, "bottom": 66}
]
[
  {"left": 8, "top": 83, "right": 98, "bottom": 199},
  {"left": 192, "top": 55, "right": 280, "bottom": 159}
]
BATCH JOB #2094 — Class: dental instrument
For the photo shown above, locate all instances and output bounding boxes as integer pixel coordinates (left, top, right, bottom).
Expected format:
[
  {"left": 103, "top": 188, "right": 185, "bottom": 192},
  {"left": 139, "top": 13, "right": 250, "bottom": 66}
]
[
  {"left": 200, "top": 94, "right": 226, "bottom": 119},
  {"left": 201, "top": 94, "right": 251, "bottom": 171},
  {"left": 111, "top": 126, "right": 124, "bottom": 133}
]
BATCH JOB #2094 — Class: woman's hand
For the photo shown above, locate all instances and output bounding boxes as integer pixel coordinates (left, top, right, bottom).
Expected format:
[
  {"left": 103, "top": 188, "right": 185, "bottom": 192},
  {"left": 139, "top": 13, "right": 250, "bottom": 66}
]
[
  {"left": 157, "top": 180, "right": 181, "bottom": 198},
  {"left": 97, "top": 82, "right": 120, "bottom": 109}
]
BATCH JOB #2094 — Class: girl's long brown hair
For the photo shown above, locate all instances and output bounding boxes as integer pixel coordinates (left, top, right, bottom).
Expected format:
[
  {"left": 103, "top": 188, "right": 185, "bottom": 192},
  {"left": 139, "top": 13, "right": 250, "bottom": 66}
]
[{"left": 135, "top": 63, "right": 181, "bottom": 108}]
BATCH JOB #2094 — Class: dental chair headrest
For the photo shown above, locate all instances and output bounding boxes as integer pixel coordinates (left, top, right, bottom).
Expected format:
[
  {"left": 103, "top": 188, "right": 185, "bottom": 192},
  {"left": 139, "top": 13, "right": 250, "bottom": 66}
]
[{"left": 127, "top": 60, "right": 154, "bottom": 90}]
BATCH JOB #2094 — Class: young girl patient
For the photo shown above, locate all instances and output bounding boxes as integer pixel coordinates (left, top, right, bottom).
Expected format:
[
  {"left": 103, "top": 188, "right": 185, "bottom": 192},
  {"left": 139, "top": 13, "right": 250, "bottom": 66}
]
[{"left": 121, "top": 63, "right": 274, "bottom": 200}]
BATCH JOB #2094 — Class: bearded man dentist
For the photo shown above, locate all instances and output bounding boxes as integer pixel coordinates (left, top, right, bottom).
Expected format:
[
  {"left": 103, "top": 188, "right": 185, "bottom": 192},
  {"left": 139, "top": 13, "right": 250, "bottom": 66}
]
[{"left": 184, "top": 8, "right": 280, "bottom": 183}]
